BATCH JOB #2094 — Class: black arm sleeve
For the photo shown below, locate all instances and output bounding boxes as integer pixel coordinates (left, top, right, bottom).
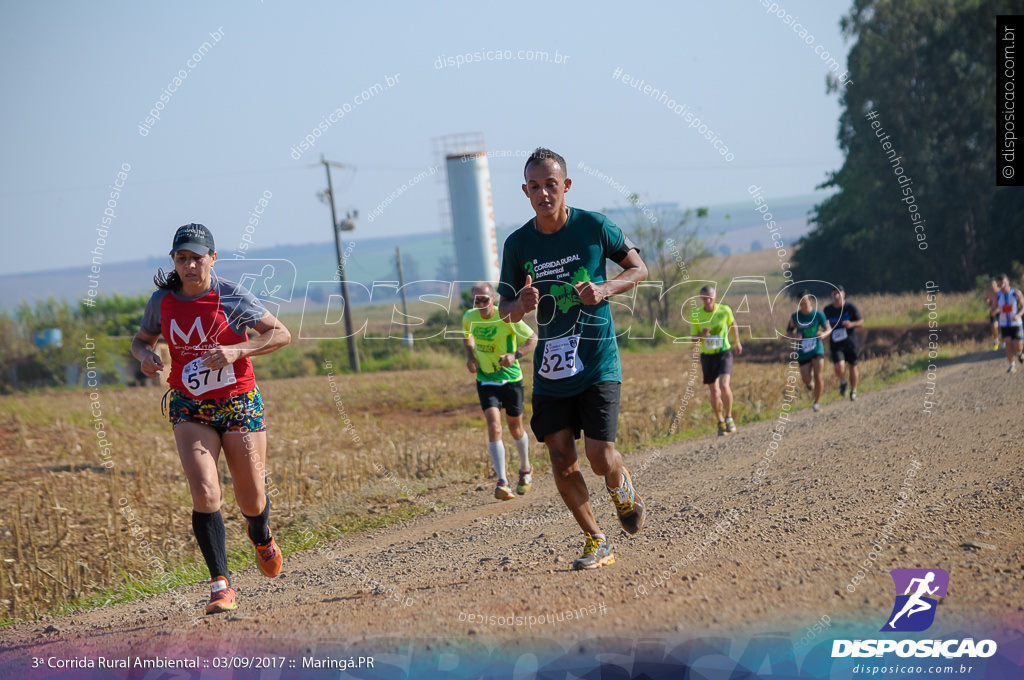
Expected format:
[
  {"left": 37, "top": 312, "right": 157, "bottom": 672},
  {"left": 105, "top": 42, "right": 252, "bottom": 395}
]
[{"left": 609, "top": 234, "right": 640, "bottom": 264}]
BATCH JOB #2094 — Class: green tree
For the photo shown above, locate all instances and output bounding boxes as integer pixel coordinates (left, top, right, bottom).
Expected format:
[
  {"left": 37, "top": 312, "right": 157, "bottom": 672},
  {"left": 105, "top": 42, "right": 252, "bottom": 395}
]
[
  {"left": 797, "top": 0, "right": 1018, "bottom": 292},
  {"left": 15, "top": 297, "right": 82, "bottom": 385},
  {"left": 2, "top": 294, "right": 148, "bottom": 390},
  {"left": 79, "top": 292, "right": 150, "bottom": 336},
  {"left": 0, "top": 310, "right": 33, "bottom": 393}
]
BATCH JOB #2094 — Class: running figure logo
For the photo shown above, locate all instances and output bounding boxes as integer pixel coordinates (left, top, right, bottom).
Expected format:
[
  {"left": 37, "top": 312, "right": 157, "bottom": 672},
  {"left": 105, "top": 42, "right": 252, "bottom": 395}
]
[{"left": 881, "top": 568, "right": 949, "bottom": 632}]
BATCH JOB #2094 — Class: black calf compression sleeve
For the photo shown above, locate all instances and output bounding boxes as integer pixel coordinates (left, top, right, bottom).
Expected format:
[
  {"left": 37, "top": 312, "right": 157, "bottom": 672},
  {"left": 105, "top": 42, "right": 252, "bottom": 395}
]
[
  {"left": 192, "top": 510, "right": 229, "bottom": 581},
  {"left": 244, "top": 495, "right": 271, "bottom": 546}
]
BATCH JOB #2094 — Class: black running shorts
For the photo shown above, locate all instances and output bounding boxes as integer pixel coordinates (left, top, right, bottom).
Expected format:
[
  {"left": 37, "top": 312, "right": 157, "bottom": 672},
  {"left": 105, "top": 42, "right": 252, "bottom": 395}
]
[
  {"left": 699, "top": 350, "right": 733, "bottom": 385},
  {"left": 829, "top": 339, "right": 859, "bottom": 366},
  {"left": 530, "top": 381, "right": 620, "bottom": 443},
  {"left": 476, "top": 381, "right": 525, "bottom": 417}
]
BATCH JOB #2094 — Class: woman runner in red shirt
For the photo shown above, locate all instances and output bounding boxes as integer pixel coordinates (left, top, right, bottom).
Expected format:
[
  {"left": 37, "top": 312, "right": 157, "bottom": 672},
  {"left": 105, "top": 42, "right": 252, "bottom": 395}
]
[{"left": 131, "top": 223, "right": 292, "bottom": 614}]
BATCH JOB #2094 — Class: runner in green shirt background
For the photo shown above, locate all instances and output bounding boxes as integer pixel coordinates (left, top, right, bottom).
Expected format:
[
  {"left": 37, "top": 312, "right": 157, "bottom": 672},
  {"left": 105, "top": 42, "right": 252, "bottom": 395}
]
[
  {"left": 689, "top": 284, "right": 743, "bottom": 435},
  {"left": 786, "top": 290, "right": 832, "bottom": 412},
  {"left": 463, "top": 282, "right": 537, "bottom": 500}
]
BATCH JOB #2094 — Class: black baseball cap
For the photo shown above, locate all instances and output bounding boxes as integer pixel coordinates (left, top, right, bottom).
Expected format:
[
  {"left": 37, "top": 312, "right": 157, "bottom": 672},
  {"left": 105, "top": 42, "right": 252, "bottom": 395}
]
[{"left": 169, "top": 223, "right": 215, "bottom": 255}]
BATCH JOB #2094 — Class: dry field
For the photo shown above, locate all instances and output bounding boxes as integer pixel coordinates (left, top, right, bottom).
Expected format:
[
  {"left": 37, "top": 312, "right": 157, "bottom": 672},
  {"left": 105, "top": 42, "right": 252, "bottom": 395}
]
[
  {"left": 0, "top": 333, "right": 987, "bottom": 624},
  {"left": 286, "top": 249, "right": 988, "bottom": 348}
]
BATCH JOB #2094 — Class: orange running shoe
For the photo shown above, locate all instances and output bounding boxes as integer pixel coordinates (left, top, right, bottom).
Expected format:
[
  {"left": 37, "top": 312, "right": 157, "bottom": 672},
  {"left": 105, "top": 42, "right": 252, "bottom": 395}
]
[
  {"left": 205, "top": 576, "right": 237, "bottom": 614},
  {"left": 253, "top": 535, "right": 282, "bottom": 578}
]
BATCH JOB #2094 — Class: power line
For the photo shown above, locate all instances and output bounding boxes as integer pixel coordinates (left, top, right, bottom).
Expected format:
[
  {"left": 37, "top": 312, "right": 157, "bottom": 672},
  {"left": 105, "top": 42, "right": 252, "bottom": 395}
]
[
  {"left": 0, "top": 164, "right": 313, "bottom": 199},
  {"left": 0, "top": 159, "right": 840, "bottom": 199}
]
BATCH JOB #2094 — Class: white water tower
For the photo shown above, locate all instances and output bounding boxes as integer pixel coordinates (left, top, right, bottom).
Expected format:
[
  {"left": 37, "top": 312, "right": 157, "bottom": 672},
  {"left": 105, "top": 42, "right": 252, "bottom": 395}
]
[{"left": 436, "top": 133, "right": 500, "bottom": 292}]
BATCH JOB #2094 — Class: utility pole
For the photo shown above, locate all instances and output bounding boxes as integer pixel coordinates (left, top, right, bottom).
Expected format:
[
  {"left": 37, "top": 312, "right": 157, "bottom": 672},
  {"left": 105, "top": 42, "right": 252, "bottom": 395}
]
[
  {"left": 395, "top": 246, "right": 413, "bottom": 348},
  {"left": 322, "top": 154, "right": 360, "bottom": 373}
]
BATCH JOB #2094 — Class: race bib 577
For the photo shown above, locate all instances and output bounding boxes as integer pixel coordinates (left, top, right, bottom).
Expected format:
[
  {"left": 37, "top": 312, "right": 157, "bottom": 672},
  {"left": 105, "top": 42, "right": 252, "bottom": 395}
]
[{"left": 182, "top": 357, "right": 237, "bottom": 397}]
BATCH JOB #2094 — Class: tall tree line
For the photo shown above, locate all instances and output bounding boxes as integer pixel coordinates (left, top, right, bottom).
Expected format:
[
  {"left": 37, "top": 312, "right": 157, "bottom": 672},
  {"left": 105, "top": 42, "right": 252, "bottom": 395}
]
[{"left": 795, "top": 0, "right": 1024, "bottom": 292}]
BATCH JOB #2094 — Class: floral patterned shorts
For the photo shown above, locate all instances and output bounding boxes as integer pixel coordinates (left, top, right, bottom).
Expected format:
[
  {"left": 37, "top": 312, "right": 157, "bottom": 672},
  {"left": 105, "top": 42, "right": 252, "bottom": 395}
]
[{"left": 168, "top": 387, "right": 266, "bottom": 434}]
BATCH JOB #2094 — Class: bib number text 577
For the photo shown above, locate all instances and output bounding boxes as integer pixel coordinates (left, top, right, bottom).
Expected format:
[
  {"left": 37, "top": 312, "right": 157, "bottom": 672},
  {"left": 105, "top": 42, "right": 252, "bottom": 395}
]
[{"left": 182, "top": 357, "right": 237, "bottom": 397}]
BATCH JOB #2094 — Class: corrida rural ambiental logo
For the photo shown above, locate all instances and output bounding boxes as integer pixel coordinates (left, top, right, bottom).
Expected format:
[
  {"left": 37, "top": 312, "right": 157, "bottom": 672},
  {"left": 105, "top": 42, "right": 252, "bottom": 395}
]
[{"left": 881, "top": 568, "right": 948, "bottom": 632}]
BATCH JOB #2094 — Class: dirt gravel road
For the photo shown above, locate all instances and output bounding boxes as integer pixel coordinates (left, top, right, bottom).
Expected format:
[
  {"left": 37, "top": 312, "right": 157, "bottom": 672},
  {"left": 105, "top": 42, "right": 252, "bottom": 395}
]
[{"left": 1, "top": 349, "right": 1022, "bottom": 674}]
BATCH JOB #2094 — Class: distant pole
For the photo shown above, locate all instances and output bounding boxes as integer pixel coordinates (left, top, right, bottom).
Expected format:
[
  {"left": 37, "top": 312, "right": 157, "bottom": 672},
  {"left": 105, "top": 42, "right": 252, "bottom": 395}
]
[
  {"left": 395, "top": 246, "right": 413, "bottom": 348},
  {"left": 322, "top": 154, "right": 360, "bottom": 373}
]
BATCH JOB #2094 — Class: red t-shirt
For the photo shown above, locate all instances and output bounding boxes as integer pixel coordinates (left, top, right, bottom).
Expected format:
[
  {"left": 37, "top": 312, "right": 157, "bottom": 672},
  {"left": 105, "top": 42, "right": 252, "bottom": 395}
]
[{"left": 141, "top": 276, "right": 268, "bottom": 399}]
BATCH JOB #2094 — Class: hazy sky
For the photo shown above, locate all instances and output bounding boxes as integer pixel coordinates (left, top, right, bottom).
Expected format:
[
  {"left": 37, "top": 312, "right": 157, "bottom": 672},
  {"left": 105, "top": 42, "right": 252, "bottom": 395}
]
[{"left": 0, "top": 1, "right": 851, "bottom": 277}]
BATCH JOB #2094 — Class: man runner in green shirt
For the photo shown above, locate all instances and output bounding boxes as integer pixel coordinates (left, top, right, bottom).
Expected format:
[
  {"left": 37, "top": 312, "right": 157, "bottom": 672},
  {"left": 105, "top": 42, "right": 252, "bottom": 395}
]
[
  {"left": 463, "top": 281, "right": 538, "bottom": 500},
  {"left": 498, "top": 148, "right": 649, "bottom": 570},
  {"left": 690, "top": 285, "right": 743, "bottom": 436}
]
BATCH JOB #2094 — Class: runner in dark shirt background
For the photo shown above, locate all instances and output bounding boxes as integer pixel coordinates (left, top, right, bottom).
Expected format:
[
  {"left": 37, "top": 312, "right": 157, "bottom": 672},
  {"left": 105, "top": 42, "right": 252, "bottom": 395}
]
[{"left": 822, "top": 286, "right": 864, "bottom": 401}]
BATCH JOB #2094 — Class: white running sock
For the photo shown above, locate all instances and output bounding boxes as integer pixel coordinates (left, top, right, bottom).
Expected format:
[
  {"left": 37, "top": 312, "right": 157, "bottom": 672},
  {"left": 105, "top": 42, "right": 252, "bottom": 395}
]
[
  {"left": 515, "top": 433, "right": 530, "bottom": 471},
  {"left": 488, "top": 441, "right": 507, "bottom": 480}
]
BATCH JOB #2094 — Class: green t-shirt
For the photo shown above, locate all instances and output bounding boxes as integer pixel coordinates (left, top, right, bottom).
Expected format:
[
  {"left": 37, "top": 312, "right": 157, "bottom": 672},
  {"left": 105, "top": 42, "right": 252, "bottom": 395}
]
[
  {"left": 791, "top": 309, "right": 828, "bottom": 360},
  {"left": 498, "top": 207, "right": 634, "bottom": 397},
  {"left": 462, "top": 308, "right": 533, "bottom": 384},
  {"left": 689, "top": 303, "right": 735, "bottom": 354}
]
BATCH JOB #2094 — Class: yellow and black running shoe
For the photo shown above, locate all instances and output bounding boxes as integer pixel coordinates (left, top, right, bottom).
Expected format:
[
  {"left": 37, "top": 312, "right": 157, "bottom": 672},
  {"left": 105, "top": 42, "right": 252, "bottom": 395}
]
[
  {"left": 608, "top": 467, "right": 645, "bottom": 535},
  {"left": 572, "top": 532, "right": 615, "bottom": 570}
]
